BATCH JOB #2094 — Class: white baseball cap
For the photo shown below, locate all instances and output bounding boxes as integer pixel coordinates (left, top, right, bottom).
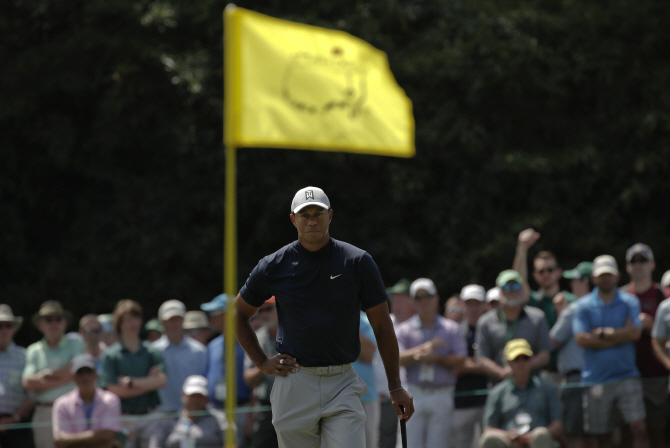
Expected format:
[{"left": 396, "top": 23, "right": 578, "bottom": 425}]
[
  {"left": 592, "top": 255, "right": 619, "bottom": 277},
  {"left": 158, "top": 300, "right": 186, "bottom": 321},
  {"left": 291, "top": 187, "right": 330, "bottom": 214},
  {"left": 182, "top": 375, "right": 208, "bottom": 396},
  {"left": 409, "top": 278, "right": 437, "bottom": 299},
  {"left": 71, "top": 354, "right": 97, "bottom": 374},
  {"left": 486, "top": 287, "right": 501, "bottom": 303},
  {"left": 460, "top": 284, "right": 485, "bottom": 302},
  {"left": 661, "top": 270, "right": 670, "bottom": 290}
]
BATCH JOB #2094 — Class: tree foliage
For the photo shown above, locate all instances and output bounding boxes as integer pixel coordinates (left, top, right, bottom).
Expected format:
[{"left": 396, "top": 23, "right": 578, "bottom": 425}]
[{"left": 2, "top": 0, "right": 669, "bottom": 345}]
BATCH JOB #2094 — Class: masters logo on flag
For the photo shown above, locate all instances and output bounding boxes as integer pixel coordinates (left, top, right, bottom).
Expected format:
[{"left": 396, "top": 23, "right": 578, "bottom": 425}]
[{"left": 224, "top": 7, "right": 415, "bottom": 157}]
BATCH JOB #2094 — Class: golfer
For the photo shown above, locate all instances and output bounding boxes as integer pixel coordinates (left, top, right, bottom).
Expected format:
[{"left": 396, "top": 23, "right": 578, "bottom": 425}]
[{"left": 235, "top": 186, "right": 414, "bottom": 448}]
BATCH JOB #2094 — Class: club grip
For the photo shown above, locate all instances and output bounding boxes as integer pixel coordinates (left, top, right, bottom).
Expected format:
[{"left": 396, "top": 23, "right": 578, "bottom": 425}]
[{"left": 400, "top": 405, "right": 407, "bottom": 448}]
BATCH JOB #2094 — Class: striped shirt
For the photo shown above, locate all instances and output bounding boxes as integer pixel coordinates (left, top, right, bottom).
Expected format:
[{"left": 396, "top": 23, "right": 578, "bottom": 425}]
[{"left": 0, "top": 342, "right": 27, "bottom": 413}]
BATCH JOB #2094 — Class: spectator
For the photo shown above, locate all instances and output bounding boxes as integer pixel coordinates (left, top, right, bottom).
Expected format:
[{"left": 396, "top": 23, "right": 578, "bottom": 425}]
[
  {"left": 98, "top": 314, "right": 117, "bottom": 348},
  {"left": 0, "top": 304, "right": 35, "bottom": 448},
  {"left": 149, "top": 375, "right": 228, "bottom": 448},
  {"left": 513, "top": 229, "right": 576, "bottom": 383},
  {"left": 243, "top": 298, "right": 279, "bottom": 448},
  {"left": 661, "top": 270, "right": 670, "bottom": 299},
  {"left": 444, "top": 295, "right": 465, "bottom": 328},
  {"left": 144, "top": 319, "right": 163, "bottom": 343},
  {"left": 651, "top": 291, "right": 670, "bottom": 447},
  {"left": 622, "top": 243, "right": 668, "bottom": 446},
  {"left": 352, "top": 311, "right": 380, "bottom": 448},
  {"left": 453, "top": 285, "right": 490, "bottom": 448},
  {"left": 549, "top": 297, "right": 587, "bottom": 448},
  {"left": 573, "top": 255, "right": 647, "bottom": 448},
  {"left": 22, "top": 301, "right": 84, "bottom": 448},
  {"left": 78, "top": 314, "right": 105, "bottom": 370},
  {"left": 476, "top": 270, "right": 551, "bottom": 383},
  {"left": 486, "top": 287, "right": 501, "bottom": 311},
  {"left": 387, "top": 279, "right": 414, "bottom": 325},
  {"left": 479, "top": 339, "right": 562, "bottom": 448},
  {"left": 623, "top": 243, "right": 668, "bottom": 448},
  {"left": 183, "top": 311, "right": 213, "bottom": 347},
  {"left": 378, "top": 278, "right": 412, "bottom": 448},
  {"left": 153, "top": 300, "right": 208, "bottom": 413},
  {"left": 52, "top": 354, "right": 121, "bottom": 448},
  {"left": 99, "top": 299, "right": 166, "bottom": 448},
  {"left": 562, "top": 262, "right": 594, "bottom": 298},
  {"left": 397, "top": 278, "right": 466, "bottom": 448},
  {"left": 199, "top": 294, "right": 251, "bottom": 447}
]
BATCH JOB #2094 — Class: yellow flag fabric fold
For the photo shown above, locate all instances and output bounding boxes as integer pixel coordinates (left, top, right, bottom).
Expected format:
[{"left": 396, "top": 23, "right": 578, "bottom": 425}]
[{"left": 224, "top": 7, "right": 415, "bottom": 157}]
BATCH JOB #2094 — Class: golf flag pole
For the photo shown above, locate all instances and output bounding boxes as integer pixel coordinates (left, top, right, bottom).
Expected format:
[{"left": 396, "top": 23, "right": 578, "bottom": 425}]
[{"left": 223, "top": 5, "right": 239, "bottom": 448}]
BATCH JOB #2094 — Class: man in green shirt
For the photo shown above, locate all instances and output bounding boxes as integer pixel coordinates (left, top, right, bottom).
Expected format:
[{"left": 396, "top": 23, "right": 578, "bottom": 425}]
[
  {"left": 479, "top": 339, "right": 563, "bottom": 448},
  {"left": 22, "top": 301, "right": 84, "bottom": 448},
  {"left": 99, "top": 299, "right": 166, "bottom": 448}
]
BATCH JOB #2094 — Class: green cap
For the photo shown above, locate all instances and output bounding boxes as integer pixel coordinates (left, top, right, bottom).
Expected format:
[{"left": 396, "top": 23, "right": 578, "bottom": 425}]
[
  {"left": 496, "top": 270, "right": 523, "bottom": 288},
  {"left": 144, "top": 318, "right": 163, "bottom": 332},
  {"left": 386, "top": 279, "right": 410, "bottom": 296},
  {"left": 563, "top": 262, "right": 593, "bottom": 280}
]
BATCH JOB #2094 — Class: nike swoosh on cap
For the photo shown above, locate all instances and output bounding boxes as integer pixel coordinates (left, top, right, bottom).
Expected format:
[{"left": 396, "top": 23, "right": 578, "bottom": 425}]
[{"left": 330, "top": 274, "right": 342, "bottom": 279}]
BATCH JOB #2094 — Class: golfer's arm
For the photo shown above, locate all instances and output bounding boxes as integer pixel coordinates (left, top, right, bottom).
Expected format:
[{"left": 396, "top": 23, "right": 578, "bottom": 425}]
[
  {"left": 234, "top": 295, "right": 267, "bottom": 367},
  {"left": 366, "top": 302, "right": 402, "bottom": 391}
]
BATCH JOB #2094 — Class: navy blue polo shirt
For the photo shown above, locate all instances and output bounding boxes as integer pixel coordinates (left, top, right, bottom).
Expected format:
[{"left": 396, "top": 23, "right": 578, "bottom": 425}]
[{"left": 239, "top": 238, "right": 387, "bottom": 367}]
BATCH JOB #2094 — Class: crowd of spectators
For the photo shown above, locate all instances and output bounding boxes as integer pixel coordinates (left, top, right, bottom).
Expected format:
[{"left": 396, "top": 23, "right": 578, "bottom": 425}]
[{"left": 2, "top": 231, "right": 670, "bottom": 448}]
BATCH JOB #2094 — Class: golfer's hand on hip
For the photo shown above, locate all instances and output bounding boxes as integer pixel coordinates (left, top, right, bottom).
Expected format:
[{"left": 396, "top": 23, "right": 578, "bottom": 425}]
[{"left": 260, "top": 354, "right": 298, "bottom": 377}]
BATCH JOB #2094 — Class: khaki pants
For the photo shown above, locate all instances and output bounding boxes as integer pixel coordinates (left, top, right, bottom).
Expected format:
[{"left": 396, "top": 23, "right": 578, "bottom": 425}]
[
  {"left": 479, "top": 427, "right": 554, "bottom": 448},
  {"left": 33, "top": 404, "right": 55, "bottom": 448},
  {"left": 271, "top": 365, "right": 367, "bottom": 448}
]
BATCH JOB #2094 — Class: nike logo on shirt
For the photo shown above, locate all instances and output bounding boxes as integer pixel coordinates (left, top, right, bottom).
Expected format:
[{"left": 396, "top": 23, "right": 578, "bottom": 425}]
[{"left": 330, "top": 274, "right": 342, "bottom": 279}]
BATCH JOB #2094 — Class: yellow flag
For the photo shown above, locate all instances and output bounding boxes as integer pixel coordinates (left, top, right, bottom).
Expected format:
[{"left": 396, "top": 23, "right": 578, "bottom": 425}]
[{"left": 224, "top": 7, "right": 415, "bottom": 157}]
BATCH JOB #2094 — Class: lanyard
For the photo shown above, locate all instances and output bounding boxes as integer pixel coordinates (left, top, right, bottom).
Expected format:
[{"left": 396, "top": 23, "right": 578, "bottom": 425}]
[
  {"left": 498, "top": 311, "right": 518, "bottom": 343},
  {"left": 82, "top": 400, "right": 95, "bottom": 430}
]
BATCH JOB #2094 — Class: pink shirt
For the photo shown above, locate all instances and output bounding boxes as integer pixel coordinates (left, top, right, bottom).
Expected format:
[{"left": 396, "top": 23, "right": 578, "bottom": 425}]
[{"left": 53, "top": 388, "right": 122, "bottom": 438}]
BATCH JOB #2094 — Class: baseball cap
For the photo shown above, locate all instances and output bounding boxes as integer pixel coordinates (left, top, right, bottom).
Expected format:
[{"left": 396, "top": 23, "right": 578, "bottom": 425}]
[
  {"left": 496, "top": 270, "right": 523, "bottom": 288},
  {"left": 158, "top": 300, "right": 186, "bottom": 321},
  {"left": 661, "top": 270, "right": 670, "bottom": 290},
  {"left": 563, "top": 262, "right": 593, "bottom": 280},
  {"left": 291, "top": 187, "right": 330, "bottom": 214},
  {"left": 504, "top": 339, "right": 533, "bottom": 361},
  {"left": 182, "top": 375, "right": 209, "bottom": 396},
  {"left": 200, "top": 294, "right": 228, "bottom": 313},
  {"left": 592, "top": 255, "right": 618, "bottom": 277},
  {"left": 409, "top": 278, "right": 437, "bottom": 299},
  {"left": 386, "top": 279, "right": 410, "bottom": 296},
  {"left": 71, "top": 354, "right": 97, "bottom": 374},
  {"left": 144, "top": 318, "right": 163, "bottom": 332},
  {"left": 460, "top": 284, "right": 485, "bottom": 302},
  {"left": 486, "top": 287, "right": 501, "bottom": 303},
  {"left": 626, "top": 243, "right": 654, "bottom": 262}
]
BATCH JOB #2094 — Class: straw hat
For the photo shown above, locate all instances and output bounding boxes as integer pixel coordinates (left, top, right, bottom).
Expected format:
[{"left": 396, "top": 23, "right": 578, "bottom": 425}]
[
  {"left": 32, "top": 300, "right": 72, "bottom": 327},
  {"left": 0, "top": 304, "right": 23, "bottom": 331}
]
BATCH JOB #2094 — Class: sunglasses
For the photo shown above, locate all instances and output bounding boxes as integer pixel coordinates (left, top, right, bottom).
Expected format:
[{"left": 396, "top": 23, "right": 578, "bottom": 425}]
[
  {"left": 446, "top": 307, "right": 463, "bottom": 314},
  {"left": 630, "top": 257, "right": 649, "bottom": 264},
  {"left": 513, "top": 355, "right": 530, "bottom": 361},
  {"left": 208, "top": 309, "right": 225, "bottom": 317},
  {"left": 0, "top": 322, "right": 15, "bottom": 329},
  {"left": 501, "top": 282, "right": 522, "bottom": 293},
  {"left": 82, "top": 327, "right": 102, "bottom": 335},
  {"left": 534, "top": 267, "right": 556, "bottom": 275},
  {"left": 43, "top": 316, "right": 64, "bottom": 323},
  {"left": 413, "top": 294, "right": 434, "bottom": 301}
]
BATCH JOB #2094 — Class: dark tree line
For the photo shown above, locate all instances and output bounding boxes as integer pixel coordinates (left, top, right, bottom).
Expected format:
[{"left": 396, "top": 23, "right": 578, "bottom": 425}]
[{"left": 2, "top": 0, "right": 669, "bottom": 346}]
